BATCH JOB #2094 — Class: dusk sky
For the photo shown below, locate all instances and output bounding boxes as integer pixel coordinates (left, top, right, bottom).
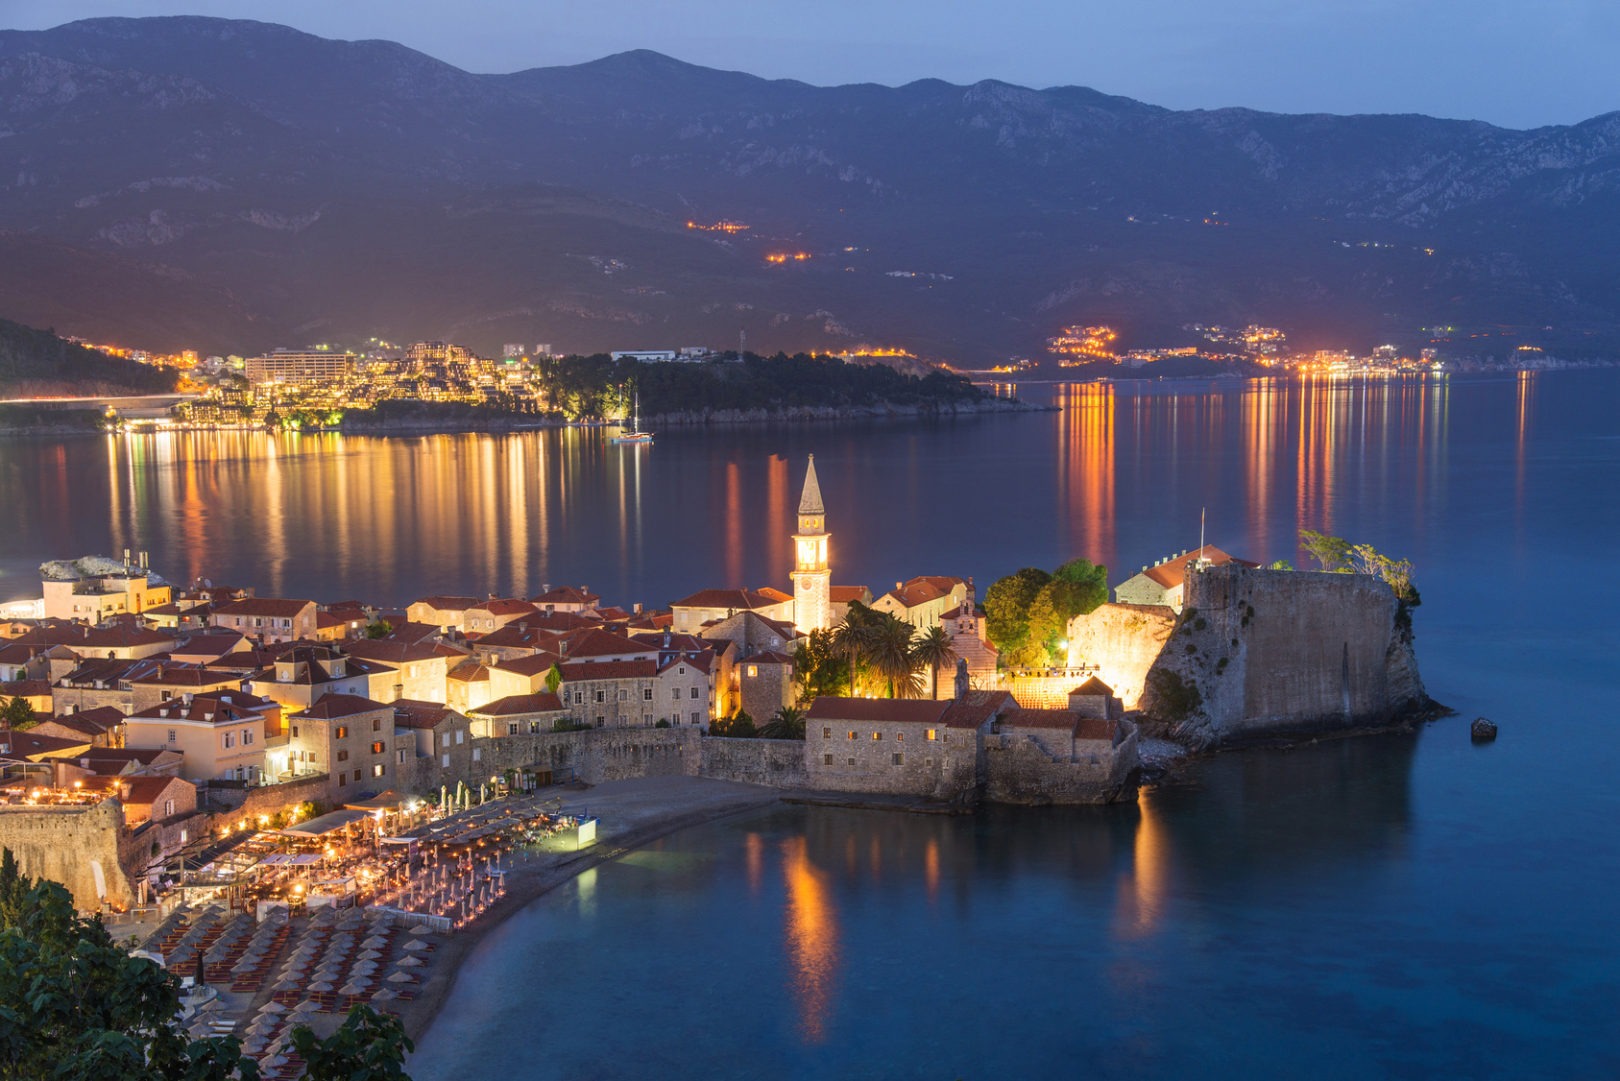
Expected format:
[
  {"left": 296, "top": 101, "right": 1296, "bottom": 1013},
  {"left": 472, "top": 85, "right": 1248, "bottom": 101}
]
[{"left": 4, "top": 0, "right": 1618, "bottom": 129}]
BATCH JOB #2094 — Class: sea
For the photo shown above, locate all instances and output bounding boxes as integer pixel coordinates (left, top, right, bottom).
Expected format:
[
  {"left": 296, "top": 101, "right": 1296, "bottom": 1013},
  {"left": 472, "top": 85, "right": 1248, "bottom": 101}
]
[{"left": 3, "top": 371, "right": 1617, "bottom": 1078}]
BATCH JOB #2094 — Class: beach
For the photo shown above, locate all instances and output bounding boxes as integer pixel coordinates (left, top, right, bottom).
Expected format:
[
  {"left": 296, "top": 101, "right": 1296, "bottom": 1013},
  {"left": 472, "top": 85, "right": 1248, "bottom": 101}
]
[{"left": 397, "top": 775, "right": 784, "bottom": 1043}]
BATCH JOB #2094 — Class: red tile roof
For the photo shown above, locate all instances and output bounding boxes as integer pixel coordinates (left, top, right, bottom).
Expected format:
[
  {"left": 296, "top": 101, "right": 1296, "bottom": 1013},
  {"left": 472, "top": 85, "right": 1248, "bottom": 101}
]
[
  {"left": 671, "top": 588, "right": 788, "bottom": 611},
  {"left": 293, "top": 693, "right": 391, "bottom": 720},
  {"left": 565, "top": 629, "right": 653, "bottom": 660},
  {"left": 212, "top": 598, "right": 316, "bottom": 619},
  {"left": 805, "top": 698, "right": 952, "bottom": 725},
  {"left": 493, "top": 653, "right": 563, "bottom": 678},
  {"left": 1139, "top": 546, "right": 1255, "bottom": 589},
  {"left": 391, "top": 699, "right": 460, "bottom": 730},
  {"left": 469, "top": 693, "right": 565, "bottom": 717},
  {"left": 557, "top": 660, "right": 657, "bottom": 681}
]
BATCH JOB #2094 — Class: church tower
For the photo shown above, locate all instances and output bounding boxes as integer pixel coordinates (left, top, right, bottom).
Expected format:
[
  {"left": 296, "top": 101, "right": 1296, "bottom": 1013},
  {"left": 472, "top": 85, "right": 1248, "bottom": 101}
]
[{"left": 792, "top": 454, "right": 832, "bottom": 633}]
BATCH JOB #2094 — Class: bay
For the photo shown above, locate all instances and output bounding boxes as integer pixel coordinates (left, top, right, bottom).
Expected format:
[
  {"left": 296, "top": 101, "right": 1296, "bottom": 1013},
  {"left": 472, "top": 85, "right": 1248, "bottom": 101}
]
[{"left": 3, "top": 371, "right": 1618, "bottom": 1076}]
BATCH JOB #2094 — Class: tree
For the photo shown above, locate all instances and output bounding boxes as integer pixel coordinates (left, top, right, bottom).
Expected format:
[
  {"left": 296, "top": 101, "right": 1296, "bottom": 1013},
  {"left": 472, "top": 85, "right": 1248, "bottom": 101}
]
[
  {"left": 292, "top": 1005, "right": 413, "bottom": 1081},
  {"left": 710, "top": 711, "right": 758, "bottom": 738},
  {"left": 909, "top": 626, "right": 957, "bottom": 700},
  {"left": 0, "top": 697, "right": 36, "bottom": 730},
  {"left": 1299, "top": 529, "right": 1354, "bottom": 572},
  {"left": 865, "top": 614, "right": 923, "bottom": 699},
  {"left": 759, "top": 707, "right": 806, "bottom": 740},
  {"left": 792, "top": 630, "right": 848, "bottom": 706},
  {"left": 0, "top": 849, "right": 415, "bottom": 1081},
  {"left": 364, "top": 619, "right": 392, "bottom": 639},
  {"left": 983, "top": 568, "right": 1052, "bottom": 662}
]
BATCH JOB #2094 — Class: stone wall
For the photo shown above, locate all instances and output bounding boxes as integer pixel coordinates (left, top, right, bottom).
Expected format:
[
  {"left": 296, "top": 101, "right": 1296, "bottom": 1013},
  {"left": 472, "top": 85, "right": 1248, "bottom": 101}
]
[
  {"left": 203, "top": 773, "right": 331, "bottom": 816},
  {"left": 700, "top": 737, "right": 808, "bottom": 788},
  {"left": 1065, "top": 603, "right": 1178, "bottom": 708},
  {"left": 804, "top": 723, "right": 981, "bottom": 802},
  {"left": 983, "top": 724, "right": 1139, "bottom": 805},
  {"left": 0, "top": 799, "right": 134, "bottom": 910},
  {"left": 1138, "top": 565, "right": 1428, "bottom": 748}
]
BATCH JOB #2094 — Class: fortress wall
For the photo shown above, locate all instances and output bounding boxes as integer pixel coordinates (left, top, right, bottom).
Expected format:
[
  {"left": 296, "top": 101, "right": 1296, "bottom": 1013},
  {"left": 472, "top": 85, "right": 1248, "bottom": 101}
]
[
  {"left": 0, "top": 799, "right": 134, "bottom": 911},
  {"left": 700, "top": 737, "right": 808, "bottom": 788},
  {"left": 1140, "top": 566, "right": 1427, "bottom": 748}
]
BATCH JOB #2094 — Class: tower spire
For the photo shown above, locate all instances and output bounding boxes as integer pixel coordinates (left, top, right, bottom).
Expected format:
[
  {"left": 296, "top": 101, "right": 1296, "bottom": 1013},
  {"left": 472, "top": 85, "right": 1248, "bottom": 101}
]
[{"left": 798, "top": 453, "right": 825, "bottom": 516}]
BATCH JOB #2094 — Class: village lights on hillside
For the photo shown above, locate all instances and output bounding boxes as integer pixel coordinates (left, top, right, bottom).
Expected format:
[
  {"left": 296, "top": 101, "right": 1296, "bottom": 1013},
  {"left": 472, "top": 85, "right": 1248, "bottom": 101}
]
[{"left": 766, "top": 251, "right": 812, "bottom": 264}]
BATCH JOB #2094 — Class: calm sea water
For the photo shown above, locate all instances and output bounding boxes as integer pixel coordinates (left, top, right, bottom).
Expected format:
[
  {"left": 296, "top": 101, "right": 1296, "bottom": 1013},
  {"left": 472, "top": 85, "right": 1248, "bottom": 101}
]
[{"left": 4, "top": 372, "right": 1619, "bottom": 1076}]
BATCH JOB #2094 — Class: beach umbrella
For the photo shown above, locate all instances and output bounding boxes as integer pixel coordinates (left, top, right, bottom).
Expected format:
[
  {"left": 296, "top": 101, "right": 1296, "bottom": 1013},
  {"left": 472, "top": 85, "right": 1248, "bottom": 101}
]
[
  {"left": 361, "top": 935, "right": 387, "bottom": 948},
  {"left": 339, "top": 980, "right": 369, "bottom": 996},
  {"left": 308, "top": 980, "right": 335, "bottom": 993},
  {"left": 409, "top": 924, "right": 435, "bottom": 936},
  {"left": 385, "top": 970, "right": 417, "bottom": 984},
  {"left": 356, "top": 948, "right": 383, "bottom": 961},
  {"left": 260, "top": 1001, "right": 287, "bottom": 1015},
  {"left": 403, "top": 939, "right": 429, "bottom": 952},
  {"left": 395, "top": 954, "right": 424, "bottom": 967},
  {"left": 372, "top": 987, "right": 399, "bottom": 1001}
]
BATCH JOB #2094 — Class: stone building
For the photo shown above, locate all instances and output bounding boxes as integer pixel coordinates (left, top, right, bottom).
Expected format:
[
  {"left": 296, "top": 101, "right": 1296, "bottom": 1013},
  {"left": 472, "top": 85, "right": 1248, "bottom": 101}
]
[
  {"left": 40, "top": 561, "right": 171, "bottom": 622},
  {"left": 870, "top": 576, "right": 969, "bottom": 630},
  {"left": 122, "top": 690, "right": 279, "bottom": 783},
  {"left": 738, "top": 651, "right": 795, "bottom": 723},
  {"left": 1112, "top": 545, "right": 1253, "bottom": 612},
  {"left": 465, "top": 692, "right": 567, "bottom": 737},
  {"left": 804, "top": 690, "right": 1012, "bottom": 801},
  {"left": 284, "top": 694, "right": 396, "bottom": 799},
  {"left": 669, "top": 589, "right": 795, "bottom": 635},
  {"left": 791, "top": 454, "right": 832, "bottom": 633},
  {"left": 390, "top": 699, "right": 475, "bottom": 784},
  {"left": 941, "top": 600, "right": 999, "bottom": 690},
  {"left": 210, "top": 598, "right": 319, "bottom": 643}
]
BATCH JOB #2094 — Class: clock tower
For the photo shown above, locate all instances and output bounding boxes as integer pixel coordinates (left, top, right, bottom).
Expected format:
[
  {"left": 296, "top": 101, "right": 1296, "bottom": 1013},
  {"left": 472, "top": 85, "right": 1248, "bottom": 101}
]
[{"left": 792, "top": 455, "right": 831, "bottom": 633}]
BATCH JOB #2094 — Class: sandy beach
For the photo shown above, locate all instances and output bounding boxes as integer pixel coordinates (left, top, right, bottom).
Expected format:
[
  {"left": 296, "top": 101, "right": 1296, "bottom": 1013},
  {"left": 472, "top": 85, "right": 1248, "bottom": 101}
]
[{"left": 397, "top": 775, "right": 784, "bottom": 1043}]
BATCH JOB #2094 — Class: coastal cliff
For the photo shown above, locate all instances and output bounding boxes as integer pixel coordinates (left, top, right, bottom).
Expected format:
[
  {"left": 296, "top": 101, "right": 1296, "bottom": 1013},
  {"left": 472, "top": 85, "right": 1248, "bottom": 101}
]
[{"left": 1135, "top": 565, "right": 1430, "bottom": 749}]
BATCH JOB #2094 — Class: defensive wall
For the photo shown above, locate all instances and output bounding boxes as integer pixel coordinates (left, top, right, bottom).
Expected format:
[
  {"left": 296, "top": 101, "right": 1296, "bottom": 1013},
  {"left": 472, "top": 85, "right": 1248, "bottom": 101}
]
[
  {"left": 0, "top": 799, "right": 135, "bottom": 910},
  {"left": 983, "top": 724, "right": 1140, "bottom": 805},
  {"left": 1137, "top": 565, "right": 1428, "bottom": 748}
]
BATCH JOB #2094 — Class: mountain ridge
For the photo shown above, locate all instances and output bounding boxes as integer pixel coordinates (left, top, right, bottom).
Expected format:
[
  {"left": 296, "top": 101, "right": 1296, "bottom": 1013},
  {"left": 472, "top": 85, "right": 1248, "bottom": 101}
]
[{"left": 1, "top": 16, "right": 1618, "bottom": 361}]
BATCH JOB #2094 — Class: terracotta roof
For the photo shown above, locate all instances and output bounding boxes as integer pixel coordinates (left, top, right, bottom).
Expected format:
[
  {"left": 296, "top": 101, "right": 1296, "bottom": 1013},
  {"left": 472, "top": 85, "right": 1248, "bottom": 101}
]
[
  {"left": 1071, "top": 676, "right": 1115, "bottom": 697},
  {"left": 168, "top": 632, "right": 249, "bottom": 662},
  {"left": 115, "top": 775, "right": 191, "bottom": 807},
  {"left": 128, "top": 691, "right": 272, "bottom": 726},
  {"left": 0, "top": 641, "right": 38, "bottom": 665},
  {"left": 659, "top": 652, "right": 712, "bottom": 675},
  {"left": 56, "top": 705, "right": 126, "bottom": 733},
  {"left": 829, "top": 585, "right": 871, "bottom": 603},
  {"left": 493, "top": 653, "right": 562, "bottom": 678},
  {"left": 1074, "top": 716, "right": 1119, "bottom": 742},
  {"left": 391, "top": 699, "right": 459, "bottom": 730},
  {"left": 805, "top": 697, "right": 952, "bottom": 725},
  {"left": 130, "top": 664, "right": 241, "bottom": 688},
  {"left": 6, "top": 731, "right": 90, "bottom": 757},
  {"left": 469, "top": 693, "right": 565, "bottom": 717},
  {"left": 530, "top": 585, "right": 599, "bottom": 605},
  {"left": 1139, "top": 546, "right": 1249, "bottom": 589},
  {"left": 212, "top": 598, "right": 316, "bottom": 618},
  {"left": 1003, "top": 707, "right": 1078, "bottom": 730},
  {"left": 378, "top": 621, "right": 449, "bottom": 644},
  {"left": 342, "top": 639, "right": 451, "bottom": 664},
  {"left": 756, "top": 586, "right": 793, "bottom": 604},
  {"left": 476, "top": 624, "right": 564, "bottom": 651},
  {"left": 0, "top": 679, "right": 51, "bottom": 696},
  {"left": 58, "top": 658, "right": 161, "bottom": 686},
  {"left": 671, "top": 588, "right": 787, "bottom": 612},
  {"left": 293, "top": 694, "right": 391, "bottom": 720},
  {"left": 880, "top": 576, "right": 964, "bottom": 609},
  {"left": 557, "top": 660, "right": 657, "bottom": 681},
  {"left": 447, "top": 659, "right": 489, "bottom": 683},
  {"left": 746, "top": 651, "right": 795, "bottom": 665},
  {"left": 940, "top": 690, "right": 1015, "bottom": 729},
  {"left": 409, "top": 595, "right": 479, "bottom": 612},
  {"left": 470, "top": 598, "right": 539, "bottom": 617},
  {"left": 565, "top": 629, "right": 653, "bottom": 660}
]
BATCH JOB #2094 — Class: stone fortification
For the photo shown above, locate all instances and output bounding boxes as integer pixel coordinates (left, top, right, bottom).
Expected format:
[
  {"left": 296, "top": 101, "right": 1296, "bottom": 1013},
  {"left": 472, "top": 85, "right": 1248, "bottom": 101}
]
[
  {"left": 700, "top": 737, "right": 809, "bottom": 788},
  {"left": 983, "top": 724, "right": 1140, "bottom": 805},
  {"left": 0, "top": 799, "right": 134, "bottom": 910},
  {"left": 1064, "top": 603, "right": 1178, "bottom": 709},
  {"left": 1137, "top": 565, "right": 1428, "bottom": 748}
]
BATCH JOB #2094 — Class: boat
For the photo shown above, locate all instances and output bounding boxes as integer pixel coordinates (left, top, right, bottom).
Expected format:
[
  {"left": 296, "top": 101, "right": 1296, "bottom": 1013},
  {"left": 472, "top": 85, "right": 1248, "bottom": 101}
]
[{"left": 610, "top": 389, "right": 654, "bottom": 445}]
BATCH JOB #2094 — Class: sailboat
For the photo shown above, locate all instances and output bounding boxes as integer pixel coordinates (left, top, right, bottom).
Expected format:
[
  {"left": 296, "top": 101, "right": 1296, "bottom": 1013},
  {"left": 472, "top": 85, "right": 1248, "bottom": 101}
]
[{"left": 610, "top": 388, "right": 654, "bottom": 445}]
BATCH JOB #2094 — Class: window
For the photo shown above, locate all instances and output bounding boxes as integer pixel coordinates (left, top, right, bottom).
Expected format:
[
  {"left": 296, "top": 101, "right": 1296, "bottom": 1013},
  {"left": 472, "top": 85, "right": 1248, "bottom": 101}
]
[
  {"left": 396, "top": 749, "right": 407, "bottom": 764},
  {"left": 291, "top": 725, "right": 300, "bottom": 738},
  {"left": 892, "top": 753, "right": 904, "bottom": 766},
  {"left": 926, "top": 728, "right": 938, "bottom": 741},
  {"left": 223, "top": 732, "right": 235, "bottom": 749},
  {"left": 595, "top": 690, "right": 605, "bottom": 704},
  {"left": 508, "top": 722, "right": 520, "bottom": 735},
  {"left": 848, "top": 731, "right": 856, "bottom": 740},
  {"left": 472, "top": 747, "right": 481, "bottom": 761},
  {"left": 573, "top": 691, "right": 584, "bottom": 705},
  {"left": 643, "top": 712, "right": 653, "bottom": 725},
  {"left": 824, "top": 754, "right": 833, "bottom": 765},
  {"left": 161, "top": 690, "right": 172, "bottom": 702},
  {"left": 690, "top": 687, "right": 700, "bottom": 699},
  {"left": 163, "top": 798, "right": 175, "bottom": 817},
  {"left": 679, "top": 666, "right": 687, "bottom": 676},
  {"left": 243, "top": 729, "right": 254, "bottom": 746},
  {"left": 337, "top": 772, "right": 348, "bottom": 787},
  {"left": 667, "top": 687, "right": 677, "bottom": 701},
  {"left": 822, "top": 727, "right": 831, "bottom": 739},
  {"left": 337, "top": 749, "right": 349, "bottom": 762},
  {"left": 372, "top": 718, "right": 381, "bottom": 732},
  {"left": 691, "top": 712, "right": 701, "bottom": 725},
  {"left": 441, "top": 753, "right": 450, "bottom": 768},
  {"left": 180, "top": 828, "right": 188, "bottom": 844},
  {"left": 746, "top": 665, "right": 758, "bottom": 678},
  {"left": 617, "top": 689, "right": 628, "bottom": 701},
  {"left": 441, "top": 732, "right": 450, "bottom": 747},
  {"left": 372, "top": 764, "right": 385, "bottom": 778},
  {"left": 455, "top": 730, "right": 464, "bottom": 744},
  {"left": 847, "top": 757, "right": 855, "bottom": 766},
  {"left": 335, "top": 726, "right": 349, "bottom": 739},
  {"left": 595, "top": 716, "right": 605, "bottom": 727},
  {"left": 872, "top": 732, "right": 882, "bottom": 741},
  {"left": 370, "top": 741, "right": 385, "bottom": 755},
  {"left": 167, "top": 729, "right": 177, "bottom": 743},
  {"left": 895, "top": 732, "right": 903, "bottom": 742}
]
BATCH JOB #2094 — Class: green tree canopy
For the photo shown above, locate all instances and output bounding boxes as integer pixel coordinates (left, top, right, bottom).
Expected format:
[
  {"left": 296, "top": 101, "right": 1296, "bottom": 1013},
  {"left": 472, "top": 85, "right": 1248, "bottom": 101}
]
[
  {"left": 983, "top": 568, "right": 1052, "bottom": 662},
  {"left": 0, "top": 848, "right": 413, "bottom": 1081},
  {"left": 0, "top": 697, "right": 37, "bottom": 730},
  {"left": 711, "top": 711, "right": 758, "bottom": 738},
  {"left": 792, "top": 629, "right": 848, "bottom": 706}
]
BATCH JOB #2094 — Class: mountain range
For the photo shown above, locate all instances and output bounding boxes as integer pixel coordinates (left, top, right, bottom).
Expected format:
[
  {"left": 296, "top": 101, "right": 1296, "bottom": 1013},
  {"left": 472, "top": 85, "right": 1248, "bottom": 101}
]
[{"left": 2, "top": 15, "right": 1619, "bottom": 362}]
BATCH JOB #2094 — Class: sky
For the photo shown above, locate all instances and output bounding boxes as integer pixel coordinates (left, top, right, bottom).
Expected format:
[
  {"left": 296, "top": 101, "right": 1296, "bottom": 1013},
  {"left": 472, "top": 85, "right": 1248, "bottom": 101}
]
[{"left": 2, "top": 0, "right": 1617, "bottom": 129}]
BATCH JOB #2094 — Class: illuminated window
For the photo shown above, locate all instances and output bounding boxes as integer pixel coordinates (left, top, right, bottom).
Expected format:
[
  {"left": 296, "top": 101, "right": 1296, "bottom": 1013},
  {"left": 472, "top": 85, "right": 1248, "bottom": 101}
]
[
  {"left": 895, "top": 732, "right": 904, "bottom": 742},
  {"left": 372, "top": 764, "right": 385, "bottom": 778},
  {"left": 822, "top": 727, "right": 831, "bottom": 739},
  {"left": 848, "top": 730, "right": 856, "bottom": 740},
  {"left": 370, "top": 741, "right": 384, "bottom": 755},
  {"left": 872, "top": 732, "right": 881, "bottom": 741},
  {"left": 335, "top": 726, "right": 349, "bottom": 739},
  {"left": 746, "top": 665, "right": 758, "bottom": 678},
  {"left": 926, "top": 728, "right": 937, "bottom": 741}
]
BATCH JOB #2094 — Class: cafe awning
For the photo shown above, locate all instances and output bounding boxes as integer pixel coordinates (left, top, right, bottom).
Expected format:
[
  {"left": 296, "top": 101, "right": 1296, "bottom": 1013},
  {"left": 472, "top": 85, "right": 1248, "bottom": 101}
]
[{"left": 279, "top": 809, "right": 370, "bottom": 837}]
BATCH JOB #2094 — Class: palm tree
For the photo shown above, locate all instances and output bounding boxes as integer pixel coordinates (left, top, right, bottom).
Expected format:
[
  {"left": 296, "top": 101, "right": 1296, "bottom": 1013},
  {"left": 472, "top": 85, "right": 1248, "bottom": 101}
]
[
  {"left": 910, "top": 625, "right": 957, "bottom": 700},
  {"left": 760, "top": 706, "right": 806, "bottom": 740},
  {"left": 867, "top": 614, "right": 923, "bottom": 699}
]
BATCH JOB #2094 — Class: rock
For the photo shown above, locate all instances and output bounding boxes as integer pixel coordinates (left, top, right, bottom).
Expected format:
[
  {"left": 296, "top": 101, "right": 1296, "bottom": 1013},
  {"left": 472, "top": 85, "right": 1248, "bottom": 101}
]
[{"left": 1470, "top": 716, "right": 1498, "bottom": 743}]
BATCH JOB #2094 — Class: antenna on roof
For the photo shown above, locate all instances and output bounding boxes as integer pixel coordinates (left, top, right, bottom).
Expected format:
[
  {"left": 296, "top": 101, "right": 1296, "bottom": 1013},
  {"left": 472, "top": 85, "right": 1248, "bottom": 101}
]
[{"left": 1200, "top": 506, "right": 1206, "bottom": 557}]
